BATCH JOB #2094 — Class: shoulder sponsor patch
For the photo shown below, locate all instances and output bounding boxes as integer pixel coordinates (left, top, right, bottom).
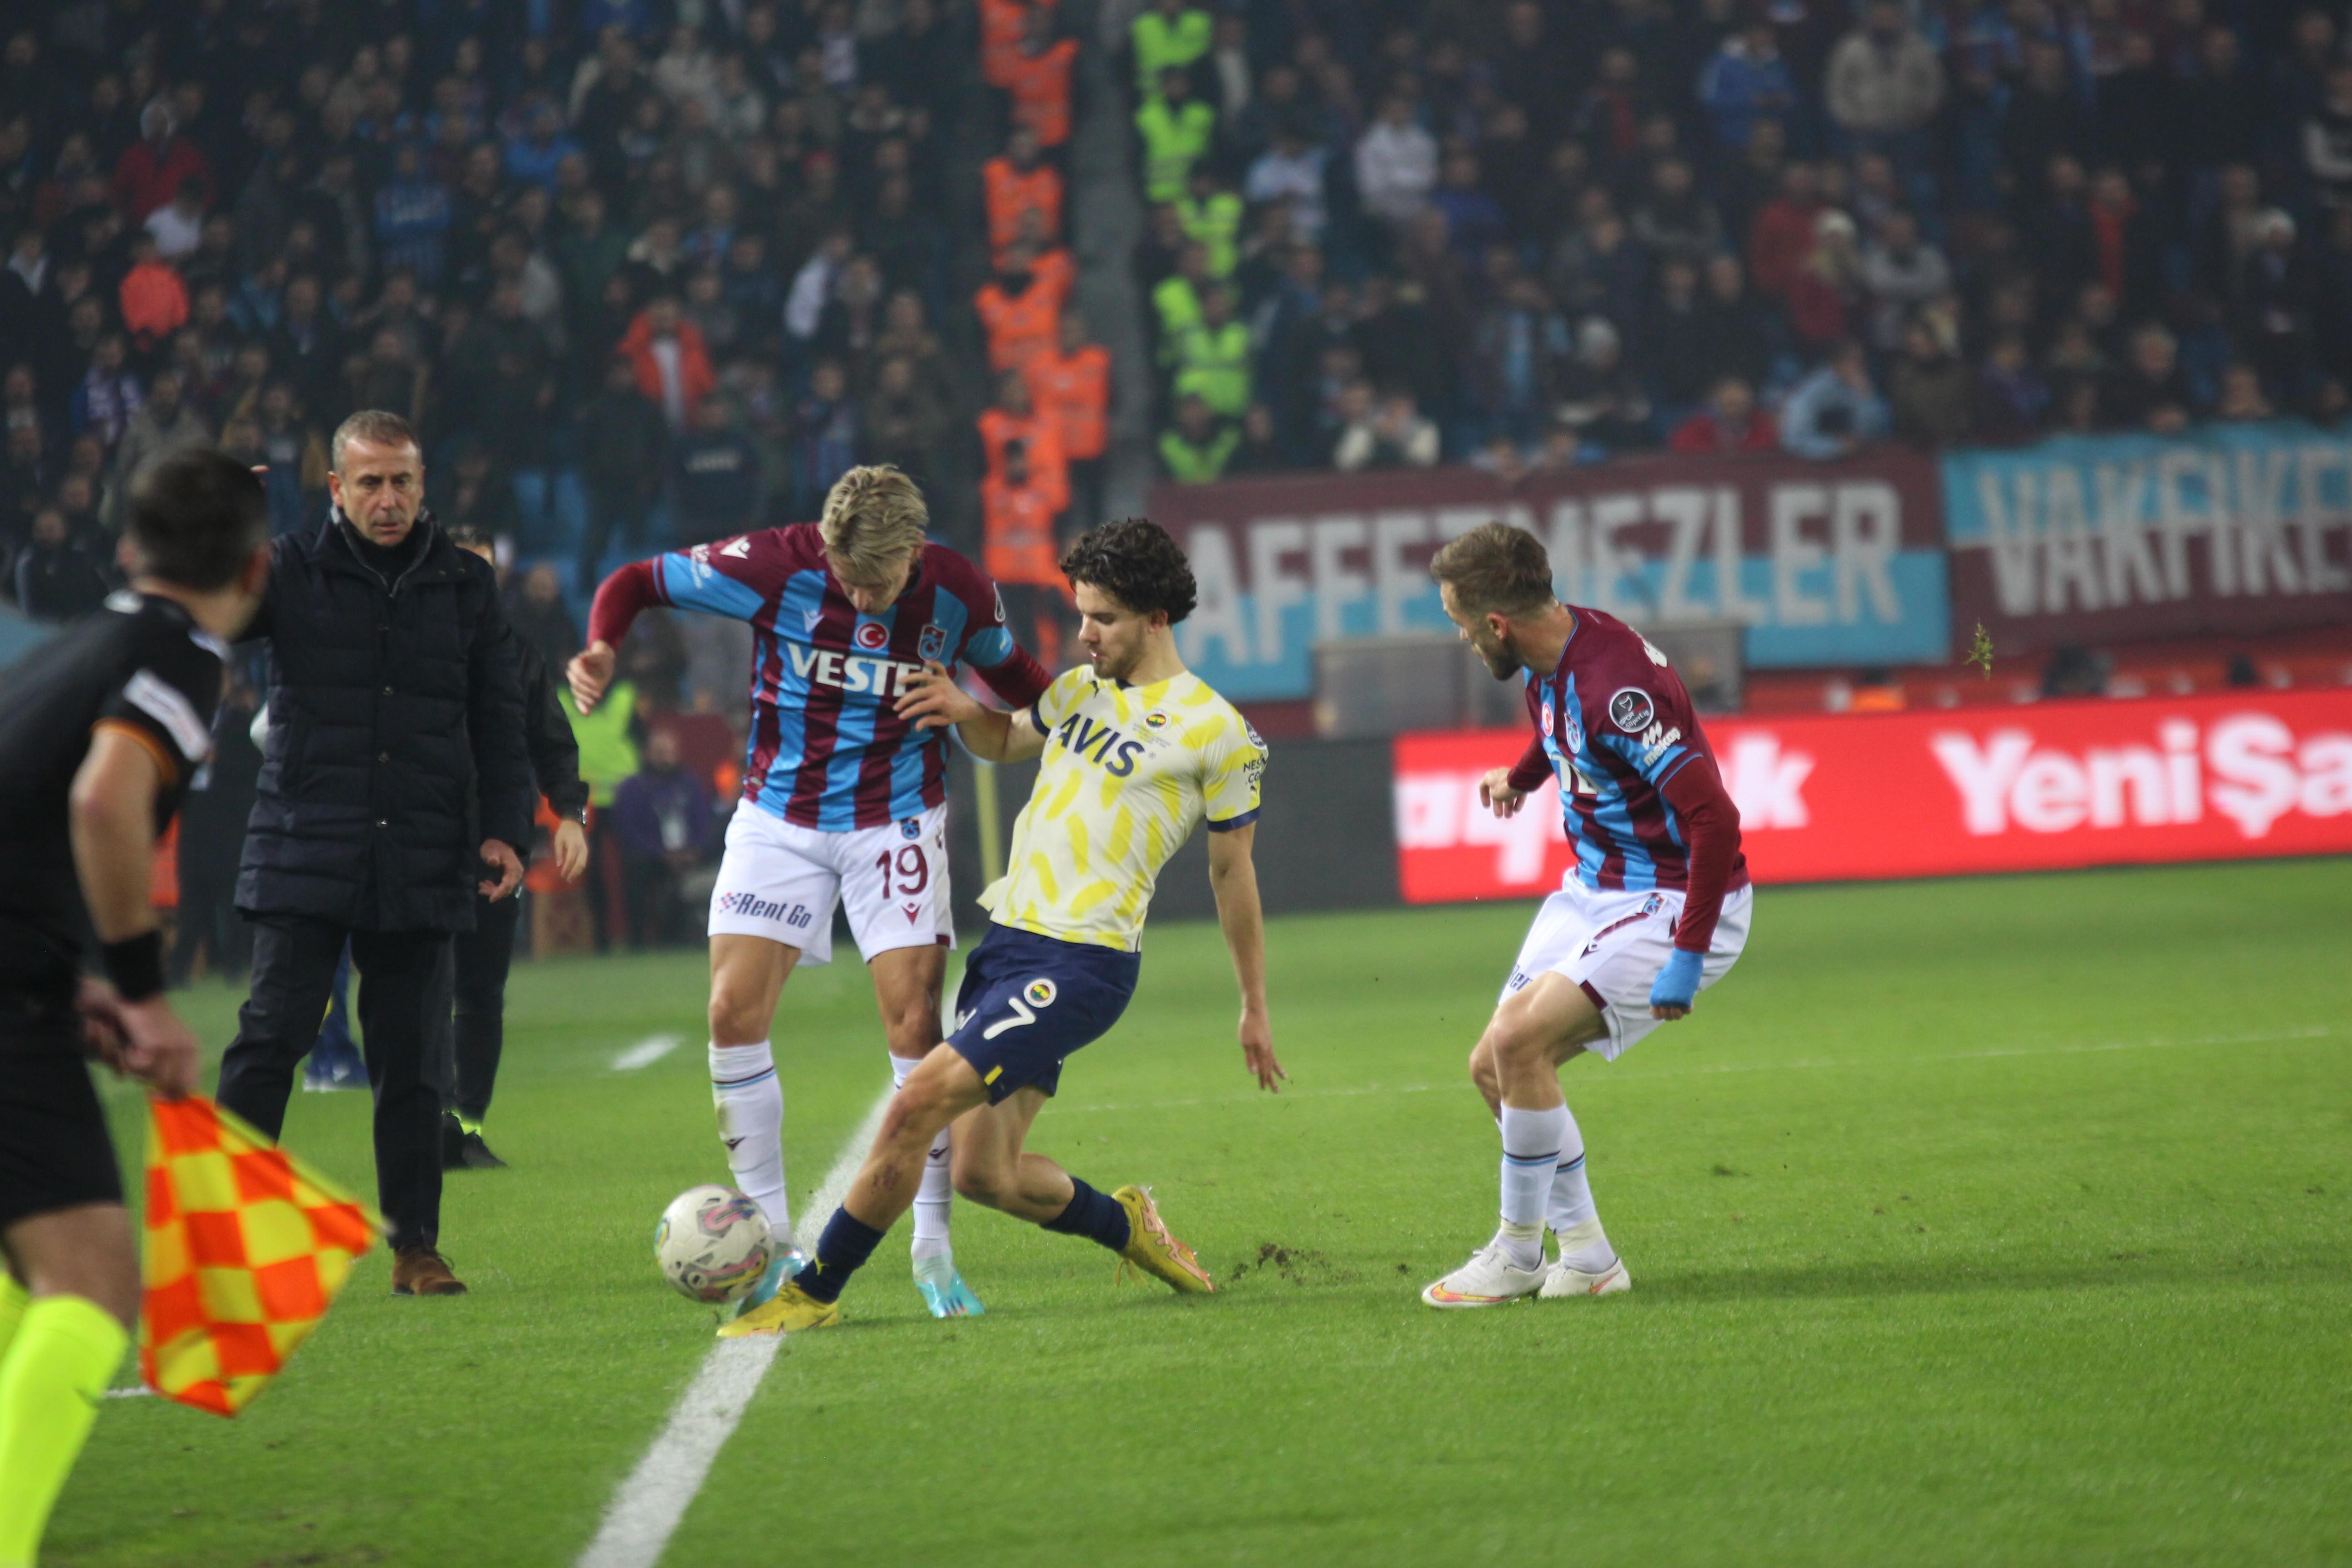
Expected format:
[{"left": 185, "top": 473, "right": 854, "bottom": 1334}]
[
  {"left": 1607, "top": 687, "right": 1655, "bottom": 734},
  {"left": 1599, "top": 686, "right": 1656, "bottom": 738},
  {"left": 122, "top": 669, "right": 213, "bottom": 763}
]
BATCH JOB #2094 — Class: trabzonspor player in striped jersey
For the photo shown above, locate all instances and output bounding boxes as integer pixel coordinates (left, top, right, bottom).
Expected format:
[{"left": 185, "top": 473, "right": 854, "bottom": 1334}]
[
  {"left": 566, "top": 467, "right": 1051, "bottom": 1321},
  {"left": 1419, "top": 523, "right": 1751, "bottom": 1311}
]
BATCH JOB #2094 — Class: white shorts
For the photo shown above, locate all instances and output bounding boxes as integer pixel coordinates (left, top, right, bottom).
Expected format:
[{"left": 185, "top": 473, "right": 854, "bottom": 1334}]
[
  {"left": 1501, "top": 879, "right": 1754, "bottom": 1060},
  {"left": 706, "top": 803, "right": 954, "bottom": 967}
]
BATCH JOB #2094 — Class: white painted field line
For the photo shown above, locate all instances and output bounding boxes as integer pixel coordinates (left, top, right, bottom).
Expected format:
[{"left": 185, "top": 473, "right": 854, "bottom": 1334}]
[
  {"left": 611, "top": 1035, "right": 682, "bottom": 1072},
  {"left": 104, "top": 1386, "right": 153, "bottom": 1400},
  {"left": 574, "top": 1090, "right": 889, "bottom": 1568}
]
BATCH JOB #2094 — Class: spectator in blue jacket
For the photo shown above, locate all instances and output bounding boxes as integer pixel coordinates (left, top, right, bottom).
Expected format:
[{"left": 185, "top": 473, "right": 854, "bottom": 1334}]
[
  {"left": 373, "top": 142, "right": 452, "bottom": 285},
  {"left": 1698, "top": 22, "right": 1798, "bottom": 155},
  {"left": 1781, "top": 340, "right": 1891, "bottom": 460},
  {"left": 502, "top": 102, "right": 581, "bottom": 192}
]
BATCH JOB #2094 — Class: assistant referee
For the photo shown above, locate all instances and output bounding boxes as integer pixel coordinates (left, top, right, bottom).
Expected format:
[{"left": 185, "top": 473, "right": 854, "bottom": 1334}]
[{"left": 0, "top": 451, "right": 271, "bottom": 1567}]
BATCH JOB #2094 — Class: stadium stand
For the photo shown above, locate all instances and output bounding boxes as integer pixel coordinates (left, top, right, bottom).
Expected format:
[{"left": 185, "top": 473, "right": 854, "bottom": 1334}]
[
  {"left": 0, "top": 0, "right": 1100, "bottom": 699},
  {"left": 1114, "top": 0, "right": 2352, "bottom": 481}
]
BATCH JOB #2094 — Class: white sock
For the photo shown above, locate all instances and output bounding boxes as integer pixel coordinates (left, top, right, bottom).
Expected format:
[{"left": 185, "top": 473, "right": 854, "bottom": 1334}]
[
  {"left": 710, "top": 1041, "right": 789, "bottom": 1240},
  {"left": 892, "top": 1054, "right": 953, "bottom": 1262},
  {"left": 1547, "top": 1102, "right": 1616, "bottom": 1273},
  {"left": 1496, "top": 1103, "right": 1568, "bottom": 1270}
]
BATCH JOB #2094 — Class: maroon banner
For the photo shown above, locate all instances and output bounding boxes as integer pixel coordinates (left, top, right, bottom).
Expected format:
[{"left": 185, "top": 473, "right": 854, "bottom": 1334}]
[
  {"left": 1940, "top": 424, "right": 2352, "bottom": 657},
  {"left": 1147, "top": 449, "right": 1949, "bottom": 698}
]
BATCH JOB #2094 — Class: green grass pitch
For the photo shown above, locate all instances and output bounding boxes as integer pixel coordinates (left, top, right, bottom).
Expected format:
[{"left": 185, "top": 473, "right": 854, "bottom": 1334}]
[{"left": 53, "top": 858, "right": 2352, "bottom": 1567}]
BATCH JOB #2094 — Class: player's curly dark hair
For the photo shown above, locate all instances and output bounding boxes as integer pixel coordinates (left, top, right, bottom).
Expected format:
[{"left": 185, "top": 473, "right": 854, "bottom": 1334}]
[{"left": 1059, "top": 518, "right": 1197, "bottom": 625}]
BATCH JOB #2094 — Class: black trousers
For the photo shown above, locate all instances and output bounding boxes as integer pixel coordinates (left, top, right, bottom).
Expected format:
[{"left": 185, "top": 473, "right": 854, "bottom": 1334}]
[
  {"left": 428, "top": 891, "right": 521, "bottom": 1125},
  {"left": 168, "top": 854, "right": 249, "bottom": 985},
  {"left": 216, "top": 916, "right": 451, "bottom": 1251}
]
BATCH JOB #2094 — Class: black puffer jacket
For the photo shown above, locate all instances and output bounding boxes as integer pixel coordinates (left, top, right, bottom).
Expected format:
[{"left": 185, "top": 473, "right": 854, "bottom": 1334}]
[
  {"left": 513, "top": 631, "right": 589, "bottom": 824},
  {"left": 236, "top": 509, "right": 533, "bottom": 932}
]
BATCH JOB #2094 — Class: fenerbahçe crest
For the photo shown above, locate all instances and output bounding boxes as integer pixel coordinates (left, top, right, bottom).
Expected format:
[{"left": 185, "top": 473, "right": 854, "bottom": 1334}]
[{"left": 1024, "top": 978, "right": 1058, "bottom": 1008}]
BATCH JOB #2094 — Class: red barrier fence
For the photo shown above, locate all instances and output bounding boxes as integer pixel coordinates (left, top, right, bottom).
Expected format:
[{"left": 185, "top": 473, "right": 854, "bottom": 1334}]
[{"left": 1395, "top": 689, "right": 2352, "bottom": 900}]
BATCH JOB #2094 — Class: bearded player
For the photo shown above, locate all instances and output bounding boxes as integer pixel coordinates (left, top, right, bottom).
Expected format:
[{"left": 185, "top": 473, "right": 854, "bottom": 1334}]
[
  {"left": 567, "top": 466, "right": 1051, "bottom": 1319},
  {"left": 720, "top": 518, "right": 1281, "bottom": 1336},
  {"left": 1421, "top": 522, "right": 1750, "bottom": 1308}
]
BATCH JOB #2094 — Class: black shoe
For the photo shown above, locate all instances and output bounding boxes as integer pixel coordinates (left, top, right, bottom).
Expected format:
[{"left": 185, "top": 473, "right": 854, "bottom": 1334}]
[
  {"left": 456, "top": 1128, "right": 508, "bottom": 1170},
  {"left": 440, "top": 1112, "right": 466, "bottom": 1168}
]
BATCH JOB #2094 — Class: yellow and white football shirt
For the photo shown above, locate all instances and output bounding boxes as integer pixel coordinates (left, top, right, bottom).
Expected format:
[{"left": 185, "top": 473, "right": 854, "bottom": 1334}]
[{"left": 980, "top": 665, "right": 1266, "bottom": 951}]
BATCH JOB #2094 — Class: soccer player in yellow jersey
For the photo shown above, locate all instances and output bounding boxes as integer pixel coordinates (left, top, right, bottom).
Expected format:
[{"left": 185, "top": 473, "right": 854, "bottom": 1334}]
[{"left": 723, "top": 519, "right": 1283, "bottom": 1335}]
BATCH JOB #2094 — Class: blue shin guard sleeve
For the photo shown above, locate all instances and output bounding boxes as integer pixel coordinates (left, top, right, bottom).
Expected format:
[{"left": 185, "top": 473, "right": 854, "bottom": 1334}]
[
  {"left": 1041, "top": 1178, "right": 1131, "bottom": 1253},
  {"left": 797, "top": 1208, "right": 887, "bottom": 1304}
]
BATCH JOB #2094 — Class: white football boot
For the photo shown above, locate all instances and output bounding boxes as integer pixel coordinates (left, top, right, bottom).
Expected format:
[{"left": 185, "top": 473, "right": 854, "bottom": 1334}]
[
  {"left": 1539, "top": 1255, "right": 1631, "bottom": 1298},
  {"left": 1421, "top": 1242, "right": 1546, "bottom": 1308},
  {"left": 1539, "top": 1222, "right": 1631, "bottom": 1298}
]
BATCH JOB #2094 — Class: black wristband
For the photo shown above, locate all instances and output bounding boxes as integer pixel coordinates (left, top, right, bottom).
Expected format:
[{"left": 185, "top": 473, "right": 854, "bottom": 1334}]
[{"left": 102, "top": 931, "right": 166, "bottom": 1003}]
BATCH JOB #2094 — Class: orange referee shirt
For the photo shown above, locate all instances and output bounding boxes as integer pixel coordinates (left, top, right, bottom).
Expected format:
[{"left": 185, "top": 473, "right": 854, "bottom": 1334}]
[
  {"left": 983, "top": 157, "right": 1064, "bottom": 265},
  {"left": 976, "top": 406, "right": 1069, "bottom": 510},
  {"left": 974, "top": 249, "right": 1073, "bottom": 373},
  {"left": 1004, "top": 37, "right": 1079, "bottom": 147},
  {"left": 980, "top": 0, "right": 1049, "bottom": 87},
  {"left": 1024, "top": 343, "right": 1111, "bottom": 461},
  {"left": 982, "top": 470, "right": 1064, "bottom": 586}
]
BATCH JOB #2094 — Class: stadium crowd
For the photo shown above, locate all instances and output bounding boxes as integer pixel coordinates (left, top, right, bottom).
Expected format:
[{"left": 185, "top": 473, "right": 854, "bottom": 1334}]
[
  {"left": 0, "top": 0, "right": 1120, "bottom": 960},
  {"left": 1122, "top": 0, "right": 2352, "bottom": 480},
  {"left": 0, "top": 0, "right": 1114, "bottom": 641}
]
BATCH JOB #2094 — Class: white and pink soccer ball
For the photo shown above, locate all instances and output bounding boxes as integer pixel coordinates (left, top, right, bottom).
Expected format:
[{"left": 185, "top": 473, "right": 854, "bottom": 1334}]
[{"left": 653, "top": 1185, "right": 774, "bottom": 1303}]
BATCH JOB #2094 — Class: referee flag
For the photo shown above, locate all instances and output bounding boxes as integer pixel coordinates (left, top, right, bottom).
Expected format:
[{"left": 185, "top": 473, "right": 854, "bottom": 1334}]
[{"left": 138, "top": 1096, "right": 378, "bottom": 1416}]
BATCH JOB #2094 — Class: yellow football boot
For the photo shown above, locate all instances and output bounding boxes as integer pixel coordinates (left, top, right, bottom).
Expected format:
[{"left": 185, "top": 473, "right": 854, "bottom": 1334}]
[
  {"left": 1111, "top": 1185, "right": 1215, "bottom": 1294},
  {"left": 715, "top": 1280, "right": 841, "bottom": 1337}
]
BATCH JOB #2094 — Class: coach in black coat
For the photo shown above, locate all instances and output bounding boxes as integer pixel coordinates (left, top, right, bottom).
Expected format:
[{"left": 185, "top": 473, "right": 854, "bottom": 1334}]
[{"left": 216, "top": 410, "right": 532, "bottom": 1296}]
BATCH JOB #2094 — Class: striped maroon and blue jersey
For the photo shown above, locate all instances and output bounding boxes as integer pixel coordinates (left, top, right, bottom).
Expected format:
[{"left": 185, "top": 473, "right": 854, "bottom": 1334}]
[
  {"left": 1525, "top": 606, "right": 1749, "bottom": 895},
  {"left": 649, "top": 524, "right": 1026, "bottom": 831}
]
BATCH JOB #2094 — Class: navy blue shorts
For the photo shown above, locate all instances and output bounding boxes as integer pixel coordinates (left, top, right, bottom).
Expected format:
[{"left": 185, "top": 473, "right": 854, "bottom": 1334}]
[{"left": 946, "top": 925, "right": 1141, "bottom": 1103}]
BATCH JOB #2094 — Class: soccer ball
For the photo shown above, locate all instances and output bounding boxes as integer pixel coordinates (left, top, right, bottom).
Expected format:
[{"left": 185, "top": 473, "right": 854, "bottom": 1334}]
[{"left": 654, "top": 1185, "right": 774, "bottom": 1303}]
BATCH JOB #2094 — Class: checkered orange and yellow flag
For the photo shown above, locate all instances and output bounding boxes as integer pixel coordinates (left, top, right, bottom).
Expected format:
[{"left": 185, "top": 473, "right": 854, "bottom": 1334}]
[{"left": 140, "top": 1095, "right": 378, "bottom": 1416}]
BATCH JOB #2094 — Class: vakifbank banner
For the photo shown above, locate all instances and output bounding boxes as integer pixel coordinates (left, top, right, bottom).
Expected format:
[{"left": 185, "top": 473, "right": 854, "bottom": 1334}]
[
  {"left": 1395, "top": 689, "right": 2352, "bottom": 901},
  {"left": 1943, "top": 421, "right": 2352, "bottom": 655},
  {"left": 1150, "top": 449, "right": 1950, "bottom": 699}
]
